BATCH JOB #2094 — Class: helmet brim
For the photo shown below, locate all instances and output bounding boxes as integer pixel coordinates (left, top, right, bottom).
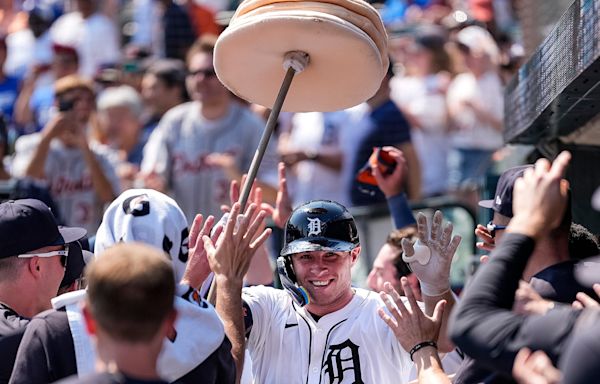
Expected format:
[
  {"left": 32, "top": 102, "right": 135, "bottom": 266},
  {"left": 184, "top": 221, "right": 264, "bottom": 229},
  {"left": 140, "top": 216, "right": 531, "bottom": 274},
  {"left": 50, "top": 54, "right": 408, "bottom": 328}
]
[{"left": 280, "top": 237, "right": 358, "bottom": 256}]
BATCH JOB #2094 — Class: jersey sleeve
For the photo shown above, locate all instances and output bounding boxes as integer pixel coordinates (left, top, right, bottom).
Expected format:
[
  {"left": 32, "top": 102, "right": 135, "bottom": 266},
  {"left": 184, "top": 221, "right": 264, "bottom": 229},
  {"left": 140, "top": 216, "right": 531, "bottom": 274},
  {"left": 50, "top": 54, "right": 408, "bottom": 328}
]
[{"left": 242, "top": 285, "right": 285, "bottom": 353}]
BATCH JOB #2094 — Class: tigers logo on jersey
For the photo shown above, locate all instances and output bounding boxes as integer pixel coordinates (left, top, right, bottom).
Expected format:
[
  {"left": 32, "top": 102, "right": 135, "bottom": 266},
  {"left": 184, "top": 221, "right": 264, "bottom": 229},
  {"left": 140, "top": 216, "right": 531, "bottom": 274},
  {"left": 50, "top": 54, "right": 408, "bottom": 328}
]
[
  {"left": 322, "top": 339, "right": 364, "bottom": 384},
  {"left": 307, "top": 217, "right": 323, "bottom": 236}
]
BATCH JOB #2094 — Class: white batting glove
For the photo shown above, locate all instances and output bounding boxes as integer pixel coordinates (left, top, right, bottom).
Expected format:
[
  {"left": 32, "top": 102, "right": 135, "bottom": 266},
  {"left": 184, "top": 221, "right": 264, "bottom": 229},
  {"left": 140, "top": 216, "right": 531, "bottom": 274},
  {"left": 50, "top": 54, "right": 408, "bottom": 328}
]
[{"left": 402, "top": 211, "right": 461, "bottom": 296}]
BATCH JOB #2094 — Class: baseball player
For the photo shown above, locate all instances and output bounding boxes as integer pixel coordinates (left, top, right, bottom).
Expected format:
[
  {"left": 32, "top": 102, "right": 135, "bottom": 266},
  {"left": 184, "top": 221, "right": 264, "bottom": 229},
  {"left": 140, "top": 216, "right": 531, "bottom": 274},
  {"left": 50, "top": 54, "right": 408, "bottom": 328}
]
[{"left": 202, "top": 199, "right": 460, "bottom": 383}]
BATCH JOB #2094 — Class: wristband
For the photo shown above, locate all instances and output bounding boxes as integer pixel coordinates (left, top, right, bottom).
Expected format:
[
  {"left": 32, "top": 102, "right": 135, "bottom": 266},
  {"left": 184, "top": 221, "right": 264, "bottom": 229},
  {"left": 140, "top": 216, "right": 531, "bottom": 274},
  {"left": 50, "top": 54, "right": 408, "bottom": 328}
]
[{"left": 409, "top": 340, "right": 438, "bottom": 361}]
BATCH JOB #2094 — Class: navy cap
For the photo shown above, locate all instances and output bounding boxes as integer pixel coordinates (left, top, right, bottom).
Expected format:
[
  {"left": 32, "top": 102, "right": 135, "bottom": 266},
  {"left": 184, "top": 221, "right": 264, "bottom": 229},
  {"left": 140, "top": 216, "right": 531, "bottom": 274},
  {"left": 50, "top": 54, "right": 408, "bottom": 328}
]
[
  {"left": 60, "top": 239, "right": 93, "bottom": 289},
  {"left": 0, "top": 199, "right": 86, "bottom": 258},
  {"left": 478, "top": 165, "right": 533, "bottom": 218}
]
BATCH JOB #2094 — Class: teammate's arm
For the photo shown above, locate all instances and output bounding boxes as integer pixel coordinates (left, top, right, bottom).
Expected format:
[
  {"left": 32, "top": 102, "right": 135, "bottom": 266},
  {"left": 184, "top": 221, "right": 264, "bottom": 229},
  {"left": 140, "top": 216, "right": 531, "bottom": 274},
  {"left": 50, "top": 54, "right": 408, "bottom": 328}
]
[{"left": 202, "top": 203, "right": 271, "bottom": 384}]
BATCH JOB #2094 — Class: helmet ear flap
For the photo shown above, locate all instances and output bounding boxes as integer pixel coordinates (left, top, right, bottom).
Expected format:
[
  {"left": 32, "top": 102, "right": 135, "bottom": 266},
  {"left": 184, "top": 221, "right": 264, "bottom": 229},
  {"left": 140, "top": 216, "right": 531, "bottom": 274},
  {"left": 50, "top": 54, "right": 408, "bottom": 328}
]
[
  {"left": 277, "top": 256, "right": 309, "bottom": 307},
  {"left": 277, "top": 256, "right": 297, "bottom": 283}
]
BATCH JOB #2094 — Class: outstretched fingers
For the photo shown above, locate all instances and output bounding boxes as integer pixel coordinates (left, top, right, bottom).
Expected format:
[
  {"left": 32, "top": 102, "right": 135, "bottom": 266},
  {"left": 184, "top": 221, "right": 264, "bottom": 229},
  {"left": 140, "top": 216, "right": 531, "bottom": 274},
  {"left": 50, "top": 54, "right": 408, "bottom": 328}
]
[
  {"left": 189, "top": 214, "right": 204, "bottom": 249},
  {"left": 401, "top": 238, "right": 416, "bottom": 262},
  {"left": 416, "top": 213, "right": 429, "bottom": 244},
  {"left": 440, "top": 221, "right": 453, "bottom": 249},
  {"left": 430, "top": 211, "right": 443, "bottom": 242}
]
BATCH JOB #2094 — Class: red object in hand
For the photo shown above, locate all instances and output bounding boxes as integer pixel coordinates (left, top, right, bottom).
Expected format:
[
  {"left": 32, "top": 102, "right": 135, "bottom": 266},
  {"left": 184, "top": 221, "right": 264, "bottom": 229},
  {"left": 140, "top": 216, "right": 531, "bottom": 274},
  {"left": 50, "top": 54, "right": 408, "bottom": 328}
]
[{"left": 356, "top": 147, "right": 397, "bottom": 186}]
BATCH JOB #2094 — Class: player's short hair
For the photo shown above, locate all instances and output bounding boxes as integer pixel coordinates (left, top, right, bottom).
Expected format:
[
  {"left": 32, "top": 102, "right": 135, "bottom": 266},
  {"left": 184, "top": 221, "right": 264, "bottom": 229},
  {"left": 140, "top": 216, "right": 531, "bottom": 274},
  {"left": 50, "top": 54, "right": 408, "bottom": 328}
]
[
  {"left": 0, "top": 256, "right": 27, "bottom": 278},
  {"left": 569, "top": 223, "right": 600, "bottom": 261},
  {"left": 54, "top": 74, "right": 94, "bottom": 99},
  {"left": 385, "top": 227, "right": 418, "bottom": 279},
  {"left": 186, "top": 34, "right": 218, "bottom": 65},
  {"left": 86, "top": 243, "right": 175, "bottom": 342}
]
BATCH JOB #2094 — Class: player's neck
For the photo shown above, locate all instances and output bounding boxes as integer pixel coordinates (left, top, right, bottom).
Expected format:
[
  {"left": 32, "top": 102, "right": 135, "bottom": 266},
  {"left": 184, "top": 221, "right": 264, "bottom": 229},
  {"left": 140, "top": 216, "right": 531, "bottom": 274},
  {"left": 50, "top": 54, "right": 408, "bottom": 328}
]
[{"left": 305, "top": 288, "right": 355, "bottom": 318}]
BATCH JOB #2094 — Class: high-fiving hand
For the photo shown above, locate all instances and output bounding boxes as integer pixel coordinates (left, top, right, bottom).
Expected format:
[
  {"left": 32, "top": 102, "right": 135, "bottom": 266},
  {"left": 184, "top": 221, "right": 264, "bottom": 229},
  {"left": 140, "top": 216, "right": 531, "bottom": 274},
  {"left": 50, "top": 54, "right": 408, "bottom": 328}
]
[{"left": 402, "top": 211, "right": 461, "bottom": 296}]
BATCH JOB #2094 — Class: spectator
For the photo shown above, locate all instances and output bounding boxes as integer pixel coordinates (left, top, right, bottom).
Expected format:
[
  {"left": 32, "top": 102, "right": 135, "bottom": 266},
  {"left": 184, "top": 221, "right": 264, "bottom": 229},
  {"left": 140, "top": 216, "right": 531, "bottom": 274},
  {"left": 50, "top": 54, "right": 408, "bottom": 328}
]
[
  {"left": 140, "top": 58, "right": 187, "bottom": 134},
  {"left": 348, "top": 63, "right": 422, "bottom": 205},
  {"left": 50, "top": 0, "right": 120, "bottom": 78},
  {"left": 14, "top": 43, "right": 79, "bottom": 133},
  {"left": 278, "top": 111, "right": 350, "bottom": 206},
  {"left": 391, "top": 30, "right": 452, "bottom": 197},
  {"left": 0, "top": 35, "right": 21, "bottom": 129},
  {"left": 96, "top": 85, "right": 146, "bottom": 190},
  {"left": 58, "top": 243, "right": 177, "bottom": 384},
  {"left": 447, "top": 25, "right": 503, "bottom": 198},
  {"left": 11, "top": 75, "right": 120, "bottom": 234},
  {"left": 10, "top": 189, "right": 235, "bottom": 384},
  {"left": 158, "top": 0, "right": 196, "bottom": 61},
  {"left": 0, "top": 198, "right": 85, "bottom": 382},
  {"left": 141, "top": 35, "right": 277, "bottom": 222},
  {"left": 5, "top": 2, "right": 56, "bottom": 80}
]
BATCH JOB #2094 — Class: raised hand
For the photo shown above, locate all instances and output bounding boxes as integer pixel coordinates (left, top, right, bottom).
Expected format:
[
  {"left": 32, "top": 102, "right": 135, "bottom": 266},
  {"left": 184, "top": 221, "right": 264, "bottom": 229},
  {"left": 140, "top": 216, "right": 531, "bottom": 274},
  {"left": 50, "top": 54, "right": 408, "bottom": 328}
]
[
  {"left": 180, "top": 214, "right": 223, "bottom": 289},
  {"left": 513, "top": 280, "right": 554, "bottom": 316},
  {"left": 203, "top": 203, "right": 271, "bottom": 282},
  {"left": 510, "top": 151, "right": 571, "bottom": 239},
  {"left": 378, "top": 279, "right": 446, "bottom": 353},
  {"left": 371, "top": 146, "right": 408, "bottom": 198},
  {"left": 512, "top": 348, "right": 562, "bottom": 384},
  {"left": 402, "top": 211, "right": 461, "bottom": 296}
]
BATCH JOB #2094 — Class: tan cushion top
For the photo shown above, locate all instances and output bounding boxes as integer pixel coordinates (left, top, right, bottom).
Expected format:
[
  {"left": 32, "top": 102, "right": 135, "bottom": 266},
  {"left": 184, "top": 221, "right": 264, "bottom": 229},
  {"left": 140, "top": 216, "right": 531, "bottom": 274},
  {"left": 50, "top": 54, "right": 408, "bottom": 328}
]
[
  {"left": 214, "top": 9, "right": 384, "bottom": 112},
  {"left": 235, "top": 1, "right": 388, "bottom": 72}
]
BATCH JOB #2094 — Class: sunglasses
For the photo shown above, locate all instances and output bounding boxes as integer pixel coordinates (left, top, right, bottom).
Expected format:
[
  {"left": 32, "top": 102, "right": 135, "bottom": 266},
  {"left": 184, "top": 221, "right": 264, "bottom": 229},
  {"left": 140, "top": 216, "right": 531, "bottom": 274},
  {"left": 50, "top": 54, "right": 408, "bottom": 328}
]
[
  {"left": 188, "top": 68, "right": 217, "bottom": 78},
  {"left": 486, "top": 221, "right": 507, "bottom": 238},
  {"left": 18, "top": 245, "right": 69, "bottom": 268}
]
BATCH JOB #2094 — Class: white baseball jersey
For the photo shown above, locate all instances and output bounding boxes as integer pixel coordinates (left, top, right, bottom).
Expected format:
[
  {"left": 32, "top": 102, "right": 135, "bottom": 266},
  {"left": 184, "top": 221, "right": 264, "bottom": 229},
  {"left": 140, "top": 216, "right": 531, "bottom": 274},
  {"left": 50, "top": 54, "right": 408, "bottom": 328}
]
[
  {"left": 141, "top": 101, "right": 278, "bottom": 223},
  {"left": 243, "top": 286, "right": 413, "bottom": 384},
  {"left": 11, "top": 133, "right": 121, "bottom": 234}
]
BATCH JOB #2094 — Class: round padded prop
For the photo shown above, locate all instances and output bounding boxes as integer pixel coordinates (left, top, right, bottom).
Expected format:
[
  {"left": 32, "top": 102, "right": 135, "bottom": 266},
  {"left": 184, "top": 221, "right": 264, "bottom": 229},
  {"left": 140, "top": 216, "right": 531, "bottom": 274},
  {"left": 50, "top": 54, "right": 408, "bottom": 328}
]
[
  {"left": 214, "top": 9, "right": 384, "bottom": 112},
  {"left": 237, "top": 2, "right": 389, "bottom": 73}
]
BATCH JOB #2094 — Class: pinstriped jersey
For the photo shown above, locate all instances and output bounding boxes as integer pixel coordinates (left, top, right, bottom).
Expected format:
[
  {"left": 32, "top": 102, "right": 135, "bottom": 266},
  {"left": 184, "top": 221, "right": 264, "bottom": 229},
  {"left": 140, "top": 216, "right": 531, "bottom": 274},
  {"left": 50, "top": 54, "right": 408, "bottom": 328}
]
[{"left": 243, "top": 286, "right": 413, "bottom": 384}]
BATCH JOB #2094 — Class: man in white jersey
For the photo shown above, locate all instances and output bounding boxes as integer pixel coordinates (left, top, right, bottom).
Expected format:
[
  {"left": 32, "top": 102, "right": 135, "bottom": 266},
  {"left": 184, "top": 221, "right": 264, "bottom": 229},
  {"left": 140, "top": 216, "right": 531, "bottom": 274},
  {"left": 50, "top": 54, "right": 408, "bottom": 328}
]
[
  {"left": 202, "top": 199, "right": 460, "bottom": 384},
  {"left": 140, "top": 35, "right": 277, "bottom": 223}
]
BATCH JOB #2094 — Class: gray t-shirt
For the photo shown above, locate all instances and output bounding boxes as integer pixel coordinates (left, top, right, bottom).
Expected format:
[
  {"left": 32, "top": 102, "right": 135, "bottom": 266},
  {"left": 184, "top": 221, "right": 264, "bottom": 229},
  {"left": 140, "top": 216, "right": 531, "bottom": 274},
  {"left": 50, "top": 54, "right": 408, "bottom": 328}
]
[
  {"left": 11, "top": 134, "right": 120, "bottom": 234},
  {"left": 141, "top": 101, "right": 278, "bottom": 223}
]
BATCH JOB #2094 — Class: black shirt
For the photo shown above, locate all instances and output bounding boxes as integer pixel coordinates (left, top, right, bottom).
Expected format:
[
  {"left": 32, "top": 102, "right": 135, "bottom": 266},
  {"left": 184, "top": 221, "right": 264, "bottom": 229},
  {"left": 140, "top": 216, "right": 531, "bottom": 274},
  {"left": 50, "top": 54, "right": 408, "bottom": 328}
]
[
  {"left": 0, "top": 303, "right": 29, "bottom": 384},
  {"left": 10, "top": 309, "right": 235, "bottom": 384},
  {"left": 449, "top": 233, "right": 585, "bottom": 379},
  {"left": 453, "top": 258, "right": 596, "bottom": 384}
]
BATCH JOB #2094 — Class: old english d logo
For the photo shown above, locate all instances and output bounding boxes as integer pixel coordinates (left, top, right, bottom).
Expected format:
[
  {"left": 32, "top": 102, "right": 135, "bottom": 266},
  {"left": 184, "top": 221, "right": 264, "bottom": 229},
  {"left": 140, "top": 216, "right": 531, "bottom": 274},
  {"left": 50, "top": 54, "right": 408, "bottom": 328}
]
[
  {"left": 307, "top": 217, "right": 323, "bottom": 236},
  {"left": 322, "top": 339, "right": 364, "bottom": 384}
]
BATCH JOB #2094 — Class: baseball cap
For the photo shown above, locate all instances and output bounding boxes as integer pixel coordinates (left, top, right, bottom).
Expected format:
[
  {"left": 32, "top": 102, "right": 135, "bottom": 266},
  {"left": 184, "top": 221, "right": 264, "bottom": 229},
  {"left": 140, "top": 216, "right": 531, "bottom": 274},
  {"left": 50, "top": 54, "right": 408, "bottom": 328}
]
[
  {"left": 0, "top": 199, "right": 86, "bottom": 258},
  {"left": 60, "top": 239, "right": 94, "bottom": 289},
  {"left": 455, "top": 25, "right": 500, "bottom": 64},
  {"left": 478, "top": 165, "right": 533, "bottom": 218}
]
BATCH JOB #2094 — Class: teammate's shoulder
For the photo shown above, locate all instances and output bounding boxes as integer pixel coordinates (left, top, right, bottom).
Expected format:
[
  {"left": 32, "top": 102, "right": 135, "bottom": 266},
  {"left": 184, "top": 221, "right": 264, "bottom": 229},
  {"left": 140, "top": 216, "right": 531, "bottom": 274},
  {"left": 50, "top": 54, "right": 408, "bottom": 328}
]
[{"left": 243, "top": 285, "right": 289, "bottom": 302}]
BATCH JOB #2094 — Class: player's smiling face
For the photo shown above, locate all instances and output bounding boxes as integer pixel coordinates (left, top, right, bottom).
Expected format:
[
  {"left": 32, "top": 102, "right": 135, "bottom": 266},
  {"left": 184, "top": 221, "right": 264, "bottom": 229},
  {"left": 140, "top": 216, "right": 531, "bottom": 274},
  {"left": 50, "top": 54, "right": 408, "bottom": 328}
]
[{"left": 291, "top": 248, "right": 360, "bottom": 316}]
